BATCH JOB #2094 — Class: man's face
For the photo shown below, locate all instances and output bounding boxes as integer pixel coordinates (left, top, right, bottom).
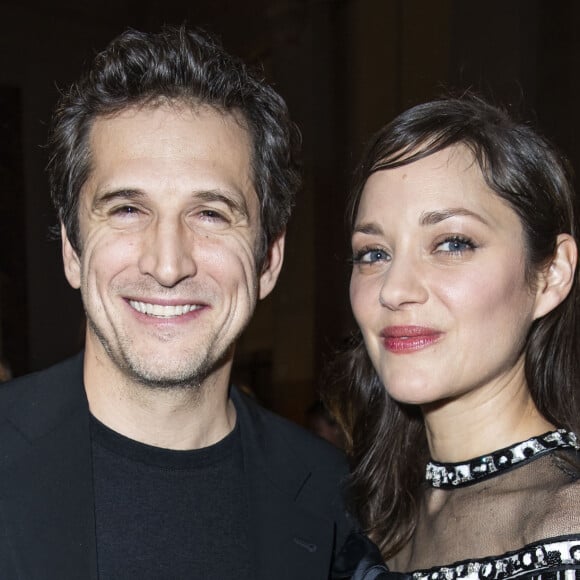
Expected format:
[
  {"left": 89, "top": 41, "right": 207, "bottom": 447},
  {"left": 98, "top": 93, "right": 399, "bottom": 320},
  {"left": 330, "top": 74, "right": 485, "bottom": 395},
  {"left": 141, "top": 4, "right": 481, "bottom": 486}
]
[{"left": 62, "top": 103, "right": 284, "bottom": 389}]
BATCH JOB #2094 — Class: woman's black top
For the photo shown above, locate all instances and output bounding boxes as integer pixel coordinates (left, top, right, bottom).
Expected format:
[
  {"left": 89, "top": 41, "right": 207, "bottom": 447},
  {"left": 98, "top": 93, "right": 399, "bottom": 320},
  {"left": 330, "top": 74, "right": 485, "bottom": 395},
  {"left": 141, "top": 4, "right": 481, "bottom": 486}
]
[{"left": 341, "top": 430, "right": 580, "bottom": 580}]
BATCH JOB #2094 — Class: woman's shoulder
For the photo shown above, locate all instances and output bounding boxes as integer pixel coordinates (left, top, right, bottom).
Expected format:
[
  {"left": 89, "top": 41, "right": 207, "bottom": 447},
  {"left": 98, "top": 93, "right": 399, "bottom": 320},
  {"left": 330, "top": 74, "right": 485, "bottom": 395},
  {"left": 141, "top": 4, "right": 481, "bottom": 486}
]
[
  {"left": 523, "top": 448, "right": 580, "bottom": 542},
  {"left": 552, "top": 447, "right": 580, "bottom": 481}
]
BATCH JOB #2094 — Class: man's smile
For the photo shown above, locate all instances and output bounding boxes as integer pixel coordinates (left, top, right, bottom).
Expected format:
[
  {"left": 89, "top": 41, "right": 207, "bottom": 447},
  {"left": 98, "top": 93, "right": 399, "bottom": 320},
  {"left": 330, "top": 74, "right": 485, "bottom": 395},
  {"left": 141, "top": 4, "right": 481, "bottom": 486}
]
[{"left": 128, "top": 300, "right": 204, "bottom": 318}]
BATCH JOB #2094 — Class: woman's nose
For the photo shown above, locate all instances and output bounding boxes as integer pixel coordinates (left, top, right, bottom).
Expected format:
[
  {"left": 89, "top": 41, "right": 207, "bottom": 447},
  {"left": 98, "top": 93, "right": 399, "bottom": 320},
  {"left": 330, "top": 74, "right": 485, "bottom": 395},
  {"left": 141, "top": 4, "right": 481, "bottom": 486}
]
[{"left": 378, "top": 256, "right": 428, "bottom": 310}]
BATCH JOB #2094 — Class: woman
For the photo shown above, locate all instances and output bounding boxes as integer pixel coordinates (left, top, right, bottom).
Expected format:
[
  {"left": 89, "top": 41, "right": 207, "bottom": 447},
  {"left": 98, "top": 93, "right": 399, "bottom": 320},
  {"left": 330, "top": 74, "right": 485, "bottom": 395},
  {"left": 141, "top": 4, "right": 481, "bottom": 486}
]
[{"left": 328, "top": 95, "right": 580, "bottom": 579}]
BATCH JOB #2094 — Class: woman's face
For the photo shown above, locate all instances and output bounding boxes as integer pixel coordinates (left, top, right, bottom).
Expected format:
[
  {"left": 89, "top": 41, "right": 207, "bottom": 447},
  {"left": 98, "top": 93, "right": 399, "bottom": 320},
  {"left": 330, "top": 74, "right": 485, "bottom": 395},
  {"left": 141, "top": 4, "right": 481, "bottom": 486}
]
[{"left": 350, "top": 145, "right": 544, "bottom": 407}]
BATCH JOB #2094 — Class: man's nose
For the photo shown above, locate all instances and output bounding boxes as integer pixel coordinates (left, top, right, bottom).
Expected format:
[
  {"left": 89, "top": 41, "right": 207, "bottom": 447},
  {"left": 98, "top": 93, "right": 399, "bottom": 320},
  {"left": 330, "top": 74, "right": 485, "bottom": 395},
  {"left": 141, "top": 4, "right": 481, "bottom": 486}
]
[
  {"left": 138, "top": 219, "right": 197, "bottom": 287},
  {"left": 378, "top": 255, "right": 428, "bottom": 310}
]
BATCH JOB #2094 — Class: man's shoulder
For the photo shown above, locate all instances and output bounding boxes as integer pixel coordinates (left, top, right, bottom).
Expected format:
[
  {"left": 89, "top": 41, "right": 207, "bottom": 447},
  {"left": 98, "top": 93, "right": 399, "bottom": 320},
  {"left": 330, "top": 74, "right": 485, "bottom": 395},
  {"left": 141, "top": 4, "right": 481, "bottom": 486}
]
[
  {"left": 0, "top": 352, "right": 83, "bottom": 391},
  {"left": 0, "top": 353, "right": 85, "bottom": 420},
  {"left": 0, "top": 354, "right": 85, "bottom": 477}
]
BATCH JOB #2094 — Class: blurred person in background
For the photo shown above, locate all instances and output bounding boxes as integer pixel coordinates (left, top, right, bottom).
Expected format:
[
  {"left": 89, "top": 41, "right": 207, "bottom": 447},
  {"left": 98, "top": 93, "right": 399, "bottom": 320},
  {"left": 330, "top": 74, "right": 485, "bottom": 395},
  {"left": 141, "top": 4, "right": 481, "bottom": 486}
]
[{"left": 0, "top": 356, "right": 11, "bottom": 382}]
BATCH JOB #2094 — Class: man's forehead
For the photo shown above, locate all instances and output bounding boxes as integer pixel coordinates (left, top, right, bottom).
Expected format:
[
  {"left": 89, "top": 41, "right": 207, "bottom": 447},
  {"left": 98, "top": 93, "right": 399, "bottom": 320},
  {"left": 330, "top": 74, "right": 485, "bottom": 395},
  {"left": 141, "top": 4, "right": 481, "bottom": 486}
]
[
  {"left": 89, "top": 99, "right": 252, "bottom": 144},
  {"left": 80, "top": 102, "right": 259, "bottom": 211},
  {"left": 84, "top": 102, "right": 255, "bottom": 187}
]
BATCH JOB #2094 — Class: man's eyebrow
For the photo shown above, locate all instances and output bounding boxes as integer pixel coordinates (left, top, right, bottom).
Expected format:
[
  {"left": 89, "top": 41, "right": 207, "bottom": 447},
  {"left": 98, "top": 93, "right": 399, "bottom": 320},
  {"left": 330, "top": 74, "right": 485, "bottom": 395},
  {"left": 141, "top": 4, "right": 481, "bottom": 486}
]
[
  {"left": 194, "top": 189, "right": 250, "bottom": 219},
  {"left": 91, "top": 188, "right": 251, "bottom": 219},
  {"left": 419, "top": 208, "right": 489, "bottom": 226},
  {"left": 92, "top": 189, "right": 144, "bottom": 210}
]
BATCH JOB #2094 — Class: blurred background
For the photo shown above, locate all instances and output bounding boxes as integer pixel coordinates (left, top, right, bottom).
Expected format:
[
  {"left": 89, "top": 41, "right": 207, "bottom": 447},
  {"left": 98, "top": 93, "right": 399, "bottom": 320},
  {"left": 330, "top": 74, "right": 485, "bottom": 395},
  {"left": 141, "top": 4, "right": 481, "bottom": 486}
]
[{"left": 1, "top": 0, "right": 579, "bottom": 424}]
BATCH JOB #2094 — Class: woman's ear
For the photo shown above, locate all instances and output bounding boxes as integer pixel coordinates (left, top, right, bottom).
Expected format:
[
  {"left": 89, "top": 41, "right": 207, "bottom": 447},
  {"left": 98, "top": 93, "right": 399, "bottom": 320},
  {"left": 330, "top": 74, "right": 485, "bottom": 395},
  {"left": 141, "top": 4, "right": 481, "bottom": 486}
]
[
  {"left": 61, "top": 224, "right": 82, "bottom": 290},
  {"left": 533, "top": 233, "right": 577, "bottom": 320}
]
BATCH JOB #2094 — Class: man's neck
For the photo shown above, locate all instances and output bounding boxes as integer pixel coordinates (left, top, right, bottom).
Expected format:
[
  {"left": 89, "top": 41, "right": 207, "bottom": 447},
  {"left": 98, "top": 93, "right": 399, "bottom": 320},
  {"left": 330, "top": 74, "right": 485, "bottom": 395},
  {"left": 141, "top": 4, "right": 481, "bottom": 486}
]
[{"left": 83, "top": 350, "right": 236, "bottom": 451}]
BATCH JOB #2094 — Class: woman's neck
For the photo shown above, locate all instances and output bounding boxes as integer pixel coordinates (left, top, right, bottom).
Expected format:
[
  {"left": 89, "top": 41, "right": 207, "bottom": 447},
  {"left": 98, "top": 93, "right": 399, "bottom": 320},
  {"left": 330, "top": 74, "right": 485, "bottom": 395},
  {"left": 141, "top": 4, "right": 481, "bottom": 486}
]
[{"left": 422, "top": 359, "right": 555, "bottom": 463}]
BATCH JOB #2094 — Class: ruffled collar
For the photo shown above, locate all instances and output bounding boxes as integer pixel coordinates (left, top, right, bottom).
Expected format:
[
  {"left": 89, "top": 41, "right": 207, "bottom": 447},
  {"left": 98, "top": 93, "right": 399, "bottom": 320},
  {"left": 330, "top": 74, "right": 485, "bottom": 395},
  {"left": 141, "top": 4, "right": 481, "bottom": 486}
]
[{"left": 425, "top": 429, "right": 579, "bottom": 489}]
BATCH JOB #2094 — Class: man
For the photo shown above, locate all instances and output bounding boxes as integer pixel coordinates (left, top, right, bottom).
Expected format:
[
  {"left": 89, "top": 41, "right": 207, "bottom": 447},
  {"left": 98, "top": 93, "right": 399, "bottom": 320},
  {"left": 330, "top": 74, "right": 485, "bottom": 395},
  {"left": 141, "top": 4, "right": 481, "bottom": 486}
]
[{"left": 0, "top": 27, "right": 352, "bottom": 579}]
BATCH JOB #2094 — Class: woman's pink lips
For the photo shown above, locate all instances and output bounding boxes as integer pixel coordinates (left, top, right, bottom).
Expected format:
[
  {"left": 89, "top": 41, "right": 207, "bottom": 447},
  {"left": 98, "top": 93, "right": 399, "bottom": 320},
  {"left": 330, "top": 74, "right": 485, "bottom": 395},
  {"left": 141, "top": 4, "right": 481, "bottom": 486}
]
[{"left": 380, "top": 326, "right": 443, "bottom": 353}]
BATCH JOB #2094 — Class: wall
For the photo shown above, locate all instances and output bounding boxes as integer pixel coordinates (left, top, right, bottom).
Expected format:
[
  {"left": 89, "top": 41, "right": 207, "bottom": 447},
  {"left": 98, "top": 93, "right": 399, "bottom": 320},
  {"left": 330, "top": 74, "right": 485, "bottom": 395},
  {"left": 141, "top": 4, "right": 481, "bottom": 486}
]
[{"left": 1, "top": 0, "right": 579, "bottom": 421}]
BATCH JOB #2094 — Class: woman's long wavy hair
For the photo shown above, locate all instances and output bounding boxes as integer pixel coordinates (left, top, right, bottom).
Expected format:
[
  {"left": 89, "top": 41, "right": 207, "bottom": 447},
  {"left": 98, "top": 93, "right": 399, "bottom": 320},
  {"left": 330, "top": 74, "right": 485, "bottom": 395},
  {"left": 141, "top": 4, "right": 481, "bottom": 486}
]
[{"left": 324, "top": 94, "right": 580, "bottom": 559}]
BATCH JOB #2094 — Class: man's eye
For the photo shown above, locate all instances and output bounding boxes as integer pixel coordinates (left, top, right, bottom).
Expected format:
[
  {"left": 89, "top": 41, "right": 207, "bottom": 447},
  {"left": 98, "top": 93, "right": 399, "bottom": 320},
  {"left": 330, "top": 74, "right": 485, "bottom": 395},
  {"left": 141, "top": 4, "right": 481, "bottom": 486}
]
[
  {"left": 111, "top": 205, "right": 140, "bottom": 216},
  {"left": 352, "top": 248, "right": 390, "bottom": 264},
  {"left": 200, "top": 209, "right": 224, "bottom": 219},
  {"left": 198, "top": 209, "right": 231, "bottom": 225}
]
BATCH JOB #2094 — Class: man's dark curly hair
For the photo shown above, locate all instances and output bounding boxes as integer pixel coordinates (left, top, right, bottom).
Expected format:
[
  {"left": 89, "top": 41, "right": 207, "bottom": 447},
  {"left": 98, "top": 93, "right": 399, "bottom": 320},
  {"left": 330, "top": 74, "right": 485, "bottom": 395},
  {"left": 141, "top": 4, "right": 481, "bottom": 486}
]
[{"left": 47, "top": 26, "right": 301, "bottom": 268}]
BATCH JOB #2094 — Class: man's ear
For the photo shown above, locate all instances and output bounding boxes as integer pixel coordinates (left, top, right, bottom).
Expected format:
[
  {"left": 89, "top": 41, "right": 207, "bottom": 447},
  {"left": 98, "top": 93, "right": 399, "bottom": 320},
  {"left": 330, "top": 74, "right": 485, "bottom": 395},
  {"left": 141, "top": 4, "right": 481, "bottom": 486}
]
[
  {"left": 533, "top": 233, "right": 577, "bottom": 320},
  {"left": 258, "top": 232, "right": 285, "bottom": 300},
  {"left": 61, "top": 224, "right": 82, "bottom": 290}
]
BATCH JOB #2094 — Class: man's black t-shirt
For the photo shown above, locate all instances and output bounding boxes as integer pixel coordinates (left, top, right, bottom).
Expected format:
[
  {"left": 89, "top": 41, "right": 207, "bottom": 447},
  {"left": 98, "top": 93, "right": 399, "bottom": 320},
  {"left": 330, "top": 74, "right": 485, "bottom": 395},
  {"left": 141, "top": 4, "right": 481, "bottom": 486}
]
[{"left": 91, "top": 415, "right": 251, "bottom": 579}]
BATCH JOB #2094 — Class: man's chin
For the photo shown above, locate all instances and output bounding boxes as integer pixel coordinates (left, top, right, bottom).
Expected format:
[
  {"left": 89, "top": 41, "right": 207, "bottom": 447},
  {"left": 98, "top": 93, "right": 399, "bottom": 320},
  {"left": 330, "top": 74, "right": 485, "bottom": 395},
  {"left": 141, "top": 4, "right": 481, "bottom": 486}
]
[
  {"left": 124, "top": 362, "right": 209, "bottom": 390},
  {"left": 120, "top": 349, "right": 232, "bottom": 391}
]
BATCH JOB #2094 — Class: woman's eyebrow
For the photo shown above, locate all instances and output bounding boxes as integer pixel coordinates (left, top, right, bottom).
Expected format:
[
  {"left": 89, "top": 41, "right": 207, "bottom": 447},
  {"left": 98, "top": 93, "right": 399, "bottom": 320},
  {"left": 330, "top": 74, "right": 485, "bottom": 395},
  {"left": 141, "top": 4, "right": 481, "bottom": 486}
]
[
  {"left": 419, "top": 208, "right": 489, "bottom": 226},
  {"left": 352, "top": 222, "right": 383, "bottom": 236}
]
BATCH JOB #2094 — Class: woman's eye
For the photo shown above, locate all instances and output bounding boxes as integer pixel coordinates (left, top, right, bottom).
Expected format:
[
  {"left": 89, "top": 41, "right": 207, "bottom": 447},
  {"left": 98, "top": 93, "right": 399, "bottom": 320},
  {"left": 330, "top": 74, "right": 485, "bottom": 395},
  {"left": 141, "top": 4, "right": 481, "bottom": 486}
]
[
  {"left": 353, "top": 248, "right": 390, "bottom": 264},
  {"left": 435, "top": 236, "right": 475, "bottom": 253}
]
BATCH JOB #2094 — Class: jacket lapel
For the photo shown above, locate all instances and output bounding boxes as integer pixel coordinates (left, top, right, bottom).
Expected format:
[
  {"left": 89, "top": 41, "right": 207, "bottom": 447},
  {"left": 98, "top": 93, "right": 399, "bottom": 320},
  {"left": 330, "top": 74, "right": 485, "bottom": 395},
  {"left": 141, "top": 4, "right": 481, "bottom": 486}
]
[
  {"left": 0, "top": 354, "right": 97, "bottom": 579},
  {"left": 250, "top": 481, "right": 336, "bottom": 579},
  {"left": 233, "top": 388, "right": 336, "bottom": 579}
]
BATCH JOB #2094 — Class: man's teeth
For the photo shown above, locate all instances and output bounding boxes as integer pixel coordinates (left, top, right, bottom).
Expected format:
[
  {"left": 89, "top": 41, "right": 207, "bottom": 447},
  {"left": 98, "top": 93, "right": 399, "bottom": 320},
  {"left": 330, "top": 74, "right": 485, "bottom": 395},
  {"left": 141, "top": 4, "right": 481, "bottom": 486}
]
[{"left": 129, "top": 301, "right": 201, "bottom": 318}]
